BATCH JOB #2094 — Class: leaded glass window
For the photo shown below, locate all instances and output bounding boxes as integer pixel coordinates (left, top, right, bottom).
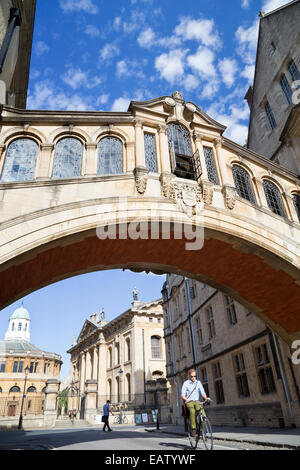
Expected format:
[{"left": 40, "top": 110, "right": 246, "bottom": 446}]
[
  {"left": 292, "top": 193, "right": 300, "bottom": 221},
  {"left": 97, "top": 137, "right": 123, "bottom": 175},
  {"left": 288, "top": 59, "right": 300, "bottom": 84},
  {"left": 280, "top": 74, "right": 293, "bottom": 105},
  {"left": 144, "top": 133, "right": 158, "bottom": 172},
  {"left": 263, "top": 180, "right": 286, "bottom": 217},
  {"left": 265, "top": 102, "right": 277, "bottom": 130},
  {"left": 232, "top": 165, "right": 255, "bottom": 203},
  {"left": 167, "top": 123, "right": 192, "bottom": 157},
  {"left": 52, "top": 138, "right": 83, "bottom": 179},
  {"left": 167, "top": 123, "right": 196, "bottom": 180},
  {"left": 1, "top": 139, "right": 38, "bottom": 182},
  {"left": 203, "top": 147, "right": 219, "bottom": 185}
]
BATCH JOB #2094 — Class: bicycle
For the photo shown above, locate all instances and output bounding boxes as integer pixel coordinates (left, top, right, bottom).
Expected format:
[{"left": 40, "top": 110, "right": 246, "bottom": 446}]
[
  {"left": 185, "top": 400, "right": 213, "bottom": 450},
  {"left": 114, "top": 413, "right": 128, "bottom": 424}
]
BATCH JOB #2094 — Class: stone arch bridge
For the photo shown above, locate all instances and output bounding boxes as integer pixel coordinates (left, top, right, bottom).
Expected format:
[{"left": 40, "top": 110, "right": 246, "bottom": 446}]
[{"left": 0, "top": 93, "right": 299, "bottom": 345}]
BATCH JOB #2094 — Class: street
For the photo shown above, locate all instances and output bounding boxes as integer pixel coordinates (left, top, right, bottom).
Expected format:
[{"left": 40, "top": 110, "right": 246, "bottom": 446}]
[{"left": 0, "top": 425, "right": 287, "bottom": 451}]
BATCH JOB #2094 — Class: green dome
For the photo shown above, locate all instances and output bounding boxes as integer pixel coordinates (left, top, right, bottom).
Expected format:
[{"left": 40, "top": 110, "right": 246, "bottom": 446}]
[{"left": 10, "top": 306, "right": 30, "bottom": 321}]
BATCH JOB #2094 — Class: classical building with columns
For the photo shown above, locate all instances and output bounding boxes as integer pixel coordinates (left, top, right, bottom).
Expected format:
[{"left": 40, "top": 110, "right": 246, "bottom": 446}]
[
  {"left": 0, "top": 304, "right": 62, "bottom": 428},
  {"left": 67, "top": 294, "right": 168, "bottom": 423}
]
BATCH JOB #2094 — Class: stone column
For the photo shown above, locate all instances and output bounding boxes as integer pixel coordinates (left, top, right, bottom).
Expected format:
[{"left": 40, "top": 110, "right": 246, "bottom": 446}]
[
  {"left": 214, "top": 138, "right": 237, "bottom": 209},
  {"left": 35, "top": 143, "right": 54, "bottom": 179},
  {"left": 86, "top": 350, "right": 92, "bottom": 381},
  {"left": 125, "top": 141, "right": 135, "bottom": 173},
  {"left": 84, "top": 142, "right": 98, "bottom": 176},
  {"left": 134, "top": 119, "right": 146, "bottom": 168},
  {"left": 80, "top": 352, "right": 86, "bottom": 394},
  {"left": 92, "top": 347, "right": 98, "bottom": 381},
  {"left": 158, "top": 124, "right": 171, "bottom": 174},
  {"left": 193, "top": 132, "right": 209, "bottom": 181},
  {"left": 84, "top": 380, "right": 98, "bottom": 423},
  {"left": 43, "top": 379, "right": 60, "bottom": 428}
]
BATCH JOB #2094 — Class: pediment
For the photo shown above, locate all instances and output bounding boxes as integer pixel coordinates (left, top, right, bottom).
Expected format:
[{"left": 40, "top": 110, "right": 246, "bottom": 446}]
[
  {"left": 77, "top": 320, "right": 98, "bottom": 343},
  {"left": 129, "top": 91, "right": 226, "bottom": 133}
]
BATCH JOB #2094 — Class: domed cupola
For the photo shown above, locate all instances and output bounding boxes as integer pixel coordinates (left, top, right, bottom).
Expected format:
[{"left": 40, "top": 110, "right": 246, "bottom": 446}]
[{"left": 4, "top": 303, "right": 31, "bottom": 342}]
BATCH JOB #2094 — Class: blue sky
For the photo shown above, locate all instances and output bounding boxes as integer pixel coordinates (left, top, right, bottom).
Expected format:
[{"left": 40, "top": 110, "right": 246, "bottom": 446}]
[
  {"left": 1, "top": 0, "right": 293, "bottom": 380},
  {"left": 27, "top": 0, "right": 292, "bottom": 145}
]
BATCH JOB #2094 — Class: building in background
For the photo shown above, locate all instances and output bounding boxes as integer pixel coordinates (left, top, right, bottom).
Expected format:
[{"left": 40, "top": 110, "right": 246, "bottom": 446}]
[
  {"left": 0, "top": 304, "right": 62, "bottom": 427},
  {"left": 67, "top": 292, "right": 169, "bottom": 424},
  {"left": 245, "top": 0, "right": 300, "bottom": 175},
  {"left": 0, "top": 0, "right": 36, "bottom": 108},
  {"left": 162, "top": 274, "right": 300, "bottom": 428}
]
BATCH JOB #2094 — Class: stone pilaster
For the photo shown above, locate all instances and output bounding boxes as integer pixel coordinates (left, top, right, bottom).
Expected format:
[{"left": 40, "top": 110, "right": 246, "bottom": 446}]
[
  {"left": 43, "top": 379, "right": 60, "bottom": 428},
  {"left": 84, "top": 379, "right": 98, "bottom": 423}
]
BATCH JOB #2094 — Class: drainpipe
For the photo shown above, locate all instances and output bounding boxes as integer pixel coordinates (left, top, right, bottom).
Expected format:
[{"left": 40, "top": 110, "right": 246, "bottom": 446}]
[
  {"left": 166, "top": 280, "right": 181, "bottom": 423},
  {"left": 271, "top": 332, "right": 295, "bottom": 427},
  {"left": 0, "top": 9, "right": 22, "bottom": 74},
  {"left": 184, "top": 278, "right": 197, "bottom": 369}
]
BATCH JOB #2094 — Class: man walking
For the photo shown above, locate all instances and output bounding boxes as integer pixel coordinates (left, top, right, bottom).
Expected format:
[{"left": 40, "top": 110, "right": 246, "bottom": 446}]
[
  {"left": 103, "top": 400, "right": 113, "bottom": 432},
  {"left": 181, "top": 369, "right": 210, "bottom": 437}
]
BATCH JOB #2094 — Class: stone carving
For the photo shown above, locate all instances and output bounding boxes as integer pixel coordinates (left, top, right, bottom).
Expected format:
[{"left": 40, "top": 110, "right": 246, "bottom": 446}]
[
  {"left": 173, "top": 182, "right": 203, "bottom": 217},
  {"left": 134, "top": 167, "right": 149, "bottom": 195},
  {"left": 160, "top": 173, "right": 175, "bottom": 200},
  {"left": 222, "top": 185, "right": 237, "bottom": 210},
  {"left": 202, "top": 181, "right": 214, "bottom": 206}
]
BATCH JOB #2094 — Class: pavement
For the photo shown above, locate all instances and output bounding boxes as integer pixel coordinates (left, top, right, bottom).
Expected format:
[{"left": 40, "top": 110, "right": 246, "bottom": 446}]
[{"left": 145, "top": 423, "right": 300, "bottom": 449}]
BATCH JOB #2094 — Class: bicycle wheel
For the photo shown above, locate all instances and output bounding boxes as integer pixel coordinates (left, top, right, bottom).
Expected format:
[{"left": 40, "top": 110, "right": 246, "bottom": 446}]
[
  {"left": 114, "top": 415, "right": 120, "bottom": 424},
  {"left": 187, "top": 416, "right": 200, "bottom": 449},
  {"left": 200, "top": 415, "right": 213, "bottom": 450}
]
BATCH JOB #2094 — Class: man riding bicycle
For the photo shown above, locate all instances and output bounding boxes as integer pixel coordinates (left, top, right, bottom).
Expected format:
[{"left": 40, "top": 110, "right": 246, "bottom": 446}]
[{"left": 181, "top": 369, "right": 211, "bottom": 437}]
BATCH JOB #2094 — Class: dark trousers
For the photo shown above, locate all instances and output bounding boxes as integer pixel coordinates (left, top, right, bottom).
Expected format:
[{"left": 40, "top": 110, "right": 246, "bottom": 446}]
[{"left": 103, "top": 416, "right": 111, "bottom": 431}]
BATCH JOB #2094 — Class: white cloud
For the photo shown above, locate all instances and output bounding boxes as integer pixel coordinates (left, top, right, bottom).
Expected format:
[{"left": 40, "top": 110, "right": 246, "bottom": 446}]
[
  {"left": 235, "top": 19, "right": 259, "bottom": 65},
  {"left": 187, "top": 46, "right": 216, "bottom": 78},
  {"left": 100, "top": 43, "right": 120, "bottom": 61},
  {"left": 61, "top": 67, "right": 101, "bottom": 90},
  {"left": 183, "top": 74, "right": 200, "bottom": 91},
  {"left": 84, "top": 25, "right": 101, "bottom": 38},
  {"left": 207, "top": 101, "right": 250, "bottom": 145},
  {"left": 59, "top": 0, "right": 98, "bottom": 14},
  {"left": 138, "top": 27, "right": 156, "bottom": 48},
  {"left": 155, "top": 49, "right": 186, "bottom": 84},
  {"left": 27, "top": 81, "right": 95, "bottom": 111},
  {"left": 34, "top": 41, "right": 49, "bottom": 57},
  {"left": 242, "top": 0, "right": 250, "bottom": 8},
  {"left": 116, "top": 59, "right": 146, "bottom": 80},
  {"left": 240, "top": 64, "right": 255, "bottom": 82},
  {"left": 218, "top": 58, "right": 239, "bottom": 87},
  {"left": 262, "top": 0, "right": 290, "bottom": 13},
  {"left": 111, "top": 97, "right": 131, "bottom": 112},
  {"left": 175, "top": 17, "right": 221, "bottom": 49}
]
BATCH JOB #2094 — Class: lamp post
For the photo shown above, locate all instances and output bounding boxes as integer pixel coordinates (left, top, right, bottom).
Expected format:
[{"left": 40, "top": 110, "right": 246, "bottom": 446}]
[
  {"left": 18, "top": 365, "right": 30, "bottom": 429},
  {"left": 119, "top": 367, "right": 123, "bottom": 424}
]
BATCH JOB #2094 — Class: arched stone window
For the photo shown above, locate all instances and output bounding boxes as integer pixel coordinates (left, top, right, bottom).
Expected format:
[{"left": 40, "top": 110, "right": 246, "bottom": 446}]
[
  {"left": 125, "top": 373, "right": 131, "bottom": 401},
  {"left": 1, "top": 138, "right": 38, "bottom": 182},
  {"left": 292, "top": 193, "right": 300, "bottom": 222},
  {"left": 108, "top": 347, "right": 112, "bottom": 369},
  {"left": 151, "top": 336, "right": 161, "bottom": 359},
  {"left": 232, "top": 165, "right": 255, "bottom": 203},
  {"left": 152, "top": 370, "right": 164, "bottom": 379},
  {"left": 52, "top": 137, "right": 83, "bottom": 179},
  {"left": 9, "top": 386, "right": 21, "bottom": 393},
  {"left": 27, "top": 386, "right": 36, "bottom": 393},
  {"left": 263, "top": 180, "right": 286, "bottom": 217},
  {"left": 167, "top": 123, "right": 196, "bottom": 180},
  {"left": 97, "top": 137, "right": 123, "bottom": 175},
  {"left": 125, "top": 338, "right": 131, "bottom": 362}
]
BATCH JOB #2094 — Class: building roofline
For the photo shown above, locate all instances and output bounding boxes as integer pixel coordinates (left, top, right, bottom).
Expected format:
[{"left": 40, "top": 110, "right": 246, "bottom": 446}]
[{"left": 261, "top": 0, "right": 300, "bottom": 18}]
